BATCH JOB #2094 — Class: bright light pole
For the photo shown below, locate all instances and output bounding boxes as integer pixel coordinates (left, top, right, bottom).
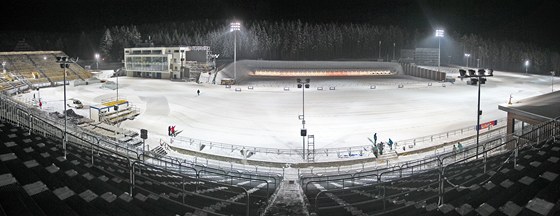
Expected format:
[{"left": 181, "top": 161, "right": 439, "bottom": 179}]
[
  {"left": 297, "top": 78, "right": 310, "bottom": 160},
  {"left": 435, "top": 29, "right": 444, "bottom": 72},
  {"left": 230, "top": 22, "right": 241, "bottom": 83},
  {"left": 464, "top": 53, "right": 471, "bottom": 68},
  {"left": 524, "top": 60, "right": 530, "bottom": 74},
  {"left": 56, "top": 56, "right": 77, "bottom": 160},
  {"left": 392, "top": 42, "right": 396, "bottom": 61},
  {"left": 95, "top": 53, "right": 100, "bottom": 70},
  {"left": 458, "top": 68, "right": 493, "bottom": 159}
]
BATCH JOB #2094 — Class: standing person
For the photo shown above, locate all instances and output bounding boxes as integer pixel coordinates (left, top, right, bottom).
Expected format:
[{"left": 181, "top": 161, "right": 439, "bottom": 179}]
[
  {"left": 171, "top": 125, "right": 175, "bottom": 137},
  {"left": 373, "top": 145, "right": 379, "bottom": 158},
  {"left": 39, "top": 100, "right": 42, "bottom": 109},
  {"left": 453, "top": 145, "right": 457, "bottom": 160},
  {"left": 197, "top": 89, "right": 200, "bottom": 96},
  {"left": 388, "top": 138, "right": 393, "bottom": 150},
  {"left": 168, "top": 126, "right": 171, "bottom": 136}
]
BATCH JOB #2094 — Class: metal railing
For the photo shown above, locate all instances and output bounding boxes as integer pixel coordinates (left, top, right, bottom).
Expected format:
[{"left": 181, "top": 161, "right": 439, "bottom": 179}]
[
  {"left": 170, "top": 117, "right": 506, "bottom": 163},
  {"left": 0, "top": 93, "right": 283, "bottom": 216},
  {"left": 310, "top": 117, "right": 559, "bottom": 214}
]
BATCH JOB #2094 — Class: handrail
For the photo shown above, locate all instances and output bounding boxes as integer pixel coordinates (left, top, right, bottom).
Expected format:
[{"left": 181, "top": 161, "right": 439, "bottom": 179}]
[
  {"left": 0, "top": 94, "right": 253, "bottom": 216},
  {"left": 309, "top": 118, "right": 559, "bottom": 214},
  {"left": 131, "top": 161, "right": 250, "bottom": 214},
  {"left": 170, "top": 117, "right": 507, "bottom": 161},
  {"left": 198, "top": 168, "right": 271, "bottom": 197}
]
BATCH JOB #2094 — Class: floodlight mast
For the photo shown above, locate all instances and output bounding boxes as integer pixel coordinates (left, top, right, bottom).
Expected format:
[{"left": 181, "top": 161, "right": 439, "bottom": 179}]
[
  {"left": 464, "top": 53, "right": 471, "bottom": 68},
  {"left": 393, "top": 42, "right": 396, "bottom": 61},
  {"left": 297, "top": 78, "right": 310, "bottom": 160},
  {"left": 378, "top": 41, "right": 381, "bottom": 59},
  {"left": 230, "top": 22, "right": 241, "bottom": 83},
  {"left": 524, "top": 60, "right": 530, "bottom": 74},
  {"left": 94, "top": 53, "right": 100, "bottom": 70},
  {"left": 435, "top": 29, "right": 444, "bottom": 72},
  {"left": 458, "top": 68, "right": 493, "bottom": 159},
  {"left": 56, "top": 56, "right": 78, "bottom": 160}
]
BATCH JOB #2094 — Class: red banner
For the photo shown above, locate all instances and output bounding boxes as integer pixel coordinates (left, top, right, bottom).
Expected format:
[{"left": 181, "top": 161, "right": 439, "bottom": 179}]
[{"left": 477, "top": 120, "right": 498, "bottom": 130}]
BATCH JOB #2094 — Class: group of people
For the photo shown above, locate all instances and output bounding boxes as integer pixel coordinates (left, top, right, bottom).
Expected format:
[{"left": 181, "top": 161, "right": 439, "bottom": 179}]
[
  {"left": 370, "top": 133, "right": 396, "bottom": 158},
  {"left": 453, "top": 142, "right": 464, "bottom": 153},
  {"left": 33, "top": 93, "right": 42, "bottom": 109},
  {"left": 167, "top": 125, "right": 177, "bottom": 137}
]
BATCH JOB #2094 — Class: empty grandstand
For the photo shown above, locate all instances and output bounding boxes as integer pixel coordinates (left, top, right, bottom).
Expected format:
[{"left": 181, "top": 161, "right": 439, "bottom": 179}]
[
  {"left": 302, "top": 119, "right": 559, "bottom": 215},
  {"left": 1, "top": 67, "right": 559, "bottom": 215},
  {"left": 0, "top": 93, "right": 281, "bottom": 216},
  {"left": 0, "top": 51, "right": 92, "bottom": 95}
]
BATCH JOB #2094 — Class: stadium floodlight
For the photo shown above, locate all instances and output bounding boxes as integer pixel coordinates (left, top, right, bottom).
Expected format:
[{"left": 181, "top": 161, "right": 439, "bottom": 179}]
[
  {"left": 230, "top": 22, "right": 241, "bottom": 32},
  {"left": 457, "top": 67, "right": 493, "bottom": 159},
  {"left": 477, "top": 69, "right": 486, "bottom": 76},
  {"left": 435, "top": 29, "right": 444, "bottom": 72},
  {"left": 230, "top": 22, "right": 241, "bottom": 82},
  {"left": 524, "top": 60, "right": 530, "bottom": 74},
  {"left": 464, "top": 53, "right": 471, "bottom": 68},
  {"left": 468, "top": 69, "right": 476, "bottom": 77},
  {"left": 95, "top": 53, "right": 100, "bottom": 70},
  {"left": 55, "top": 56, "right": 78, "bottom": 160},
  {"left": 435, "top": 29, "right": 444, "bottom": 37},
  {"left": 459, "top": 69, "right": 467, "bottom": 77},
  {"left": 393, "top": 42, "right": 396, "bottom": 61},
  {"left": 297, "top": 78, "right": 311, "bottom": 160}
]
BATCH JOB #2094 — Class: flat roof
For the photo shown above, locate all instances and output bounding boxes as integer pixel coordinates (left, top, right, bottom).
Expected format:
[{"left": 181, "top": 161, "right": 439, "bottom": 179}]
[
  {"left": 90, "top": 100, "right": 128, "bottom": 110},
  {"left": 499, "top": 91, "right": 560, "bottom": 122}
]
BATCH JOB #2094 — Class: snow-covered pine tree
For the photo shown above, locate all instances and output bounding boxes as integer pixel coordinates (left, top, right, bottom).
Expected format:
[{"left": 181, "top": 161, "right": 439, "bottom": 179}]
[{"left": 99, "top": 28, "right": 113, "bottom": 60}]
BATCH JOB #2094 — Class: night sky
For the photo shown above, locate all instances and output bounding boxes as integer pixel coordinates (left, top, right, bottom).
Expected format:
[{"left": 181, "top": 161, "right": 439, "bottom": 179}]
[{"left": 4, "top": 0, "right": 560, "bottom": 50}]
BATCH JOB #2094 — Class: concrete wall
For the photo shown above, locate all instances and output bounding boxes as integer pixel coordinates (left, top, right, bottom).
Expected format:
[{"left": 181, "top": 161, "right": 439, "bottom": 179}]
[{"left": 402, "top": 63, "right": 446, "bottom": 81}]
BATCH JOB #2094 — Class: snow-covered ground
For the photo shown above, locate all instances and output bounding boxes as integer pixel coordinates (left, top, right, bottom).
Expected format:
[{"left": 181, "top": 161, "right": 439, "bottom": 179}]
[{"left": 13, "top": 66, "right": 557, "bottom": 164}]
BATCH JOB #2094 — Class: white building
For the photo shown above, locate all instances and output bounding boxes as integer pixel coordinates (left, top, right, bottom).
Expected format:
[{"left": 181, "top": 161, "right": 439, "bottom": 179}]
[{"left": 123, "top": 46, "right": 211, "bottom": 80}]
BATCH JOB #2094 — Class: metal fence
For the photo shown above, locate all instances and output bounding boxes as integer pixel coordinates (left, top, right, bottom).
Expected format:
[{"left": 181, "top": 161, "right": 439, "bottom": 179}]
[
  {"left": 0, "top": 93, "right": 285, "bottom": 216},
  {"left": 310, "top": 117, "right": 560, "bottom": 214},
  {"left": 170, "top": 117, "right": 506, "bottom": 163}
]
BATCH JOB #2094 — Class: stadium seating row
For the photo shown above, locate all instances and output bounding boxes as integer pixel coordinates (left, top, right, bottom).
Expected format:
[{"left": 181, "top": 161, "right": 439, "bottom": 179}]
[
  {"left": 0, "top": 52, "right": 91, "bottom": 94},
  {"left": 0, "top": 119, "right": 279, "bottom": 215},
  {"left": 305, "top": 135, "right": 560, "bottom": 216}
]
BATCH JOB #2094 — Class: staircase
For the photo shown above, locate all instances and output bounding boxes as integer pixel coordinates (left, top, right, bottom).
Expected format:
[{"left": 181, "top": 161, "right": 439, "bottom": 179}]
[
  {"left": 25, "top": 54, "right": 52, "bottom": 85},
  {"left": 263, "top": 179, "right": 308, "bottom": 216},
  {"left": 4, "top": 57, "right": 34, "bottom": 89},
  {"left": 66, "top": 65, "right": 84, "bottom": 81},
  {"left": 378, "top": 150, "right": 398, "bottom": 160},
  {"left": 151, "top": 145, "right": 168, "bottom": 158},
  {"left": 307, "top": 135, "right": 315, "bottom": 162}
]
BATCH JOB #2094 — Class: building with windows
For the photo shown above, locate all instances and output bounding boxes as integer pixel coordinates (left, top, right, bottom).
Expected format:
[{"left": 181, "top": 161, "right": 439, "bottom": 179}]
[{"left": 123, "top": 46, "right": 212, "bottom": 80}]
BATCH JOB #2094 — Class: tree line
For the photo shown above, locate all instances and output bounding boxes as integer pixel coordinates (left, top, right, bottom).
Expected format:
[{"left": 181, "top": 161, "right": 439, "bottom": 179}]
[{"left": 1, "top": 19, "right": 558, "bottom": 74}]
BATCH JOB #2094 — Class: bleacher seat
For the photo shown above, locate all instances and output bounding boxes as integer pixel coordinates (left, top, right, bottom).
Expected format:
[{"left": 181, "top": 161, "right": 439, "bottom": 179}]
[{"left": 0, "top": 119, "right": 279, "bottom": 215}]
